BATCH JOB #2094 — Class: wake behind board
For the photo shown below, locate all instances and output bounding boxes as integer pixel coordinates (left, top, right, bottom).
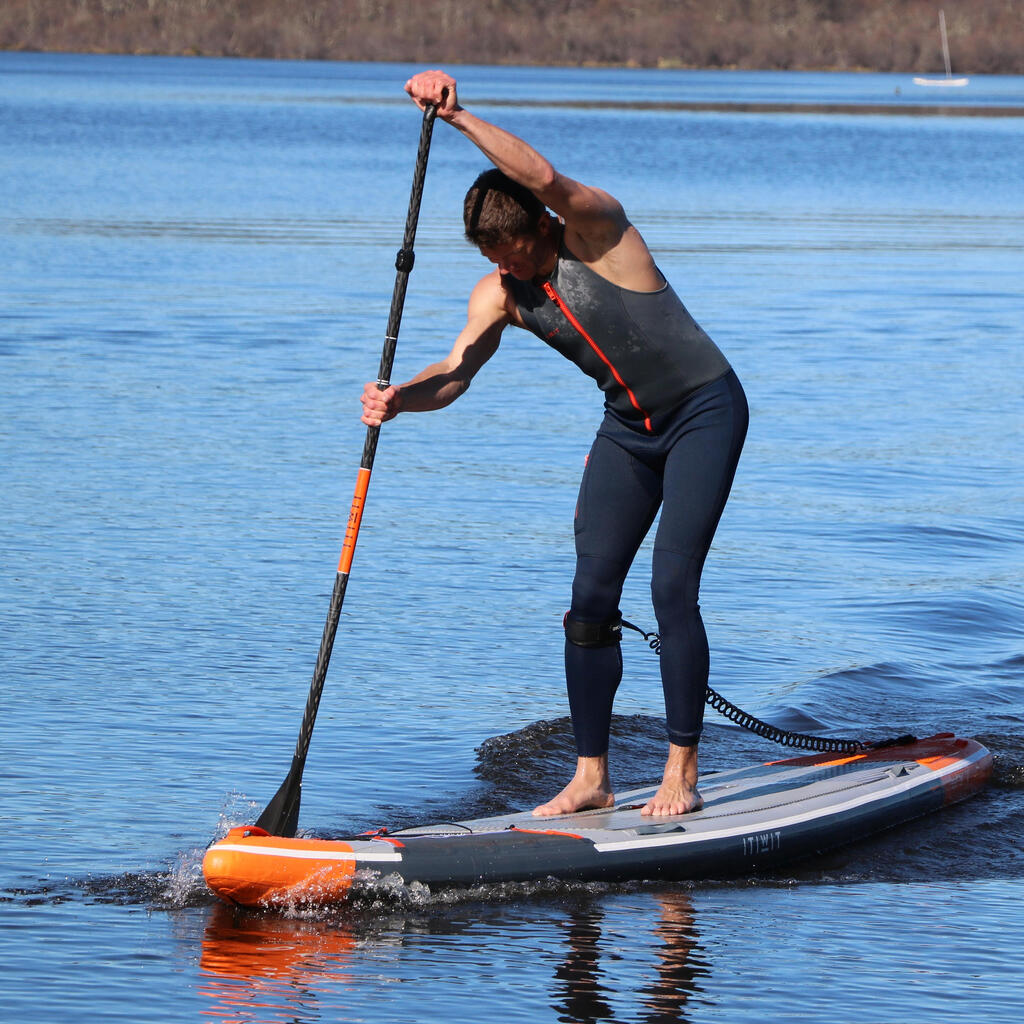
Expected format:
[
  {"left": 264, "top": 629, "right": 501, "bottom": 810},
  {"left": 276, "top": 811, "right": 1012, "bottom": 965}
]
[{"left": 203, "top": 733, "right": 991, "bottom": 908}]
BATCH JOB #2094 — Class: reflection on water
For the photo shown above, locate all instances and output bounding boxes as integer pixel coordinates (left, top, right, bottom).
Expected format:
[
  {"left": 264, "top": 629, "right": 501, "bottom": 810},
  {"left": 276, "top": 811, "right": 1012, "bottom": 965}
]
[
  {"left": 195, "top": 875, "right": 1024, "bottom": 1023},
  {"left": 199, "top": 889, "right": 708, "bottom": 1024},
  {"left": 200, "top": 906, "right": 358, "bottom": 1021},
  {"left": 553, "top": 891, "right": 707, "bottom": 1024}
]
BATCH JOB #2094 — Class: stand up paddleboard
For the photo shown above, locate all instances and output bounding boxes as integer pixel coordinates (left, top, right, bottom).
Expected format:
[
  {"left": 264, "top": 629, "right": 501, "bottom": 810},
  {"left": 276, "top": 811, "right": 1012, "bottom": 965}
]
[{"left": 203, "top": 733, "right": 991, "bottom": 908}]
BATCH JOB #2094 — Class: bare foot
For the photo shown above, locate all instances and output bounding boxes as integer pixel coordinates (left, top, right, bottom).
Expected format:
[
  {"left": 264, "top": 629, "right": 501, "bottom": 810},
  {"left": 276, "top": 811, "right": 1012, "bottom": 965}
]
[
  {"left": 641, "top": 742, "right": 702, "bottom": 817},
  {"left": 641, "top": 781, "right": 703, "bottom": 816},
  {"left": 533, "top": 755, "right": 614, "bottom": 817}
]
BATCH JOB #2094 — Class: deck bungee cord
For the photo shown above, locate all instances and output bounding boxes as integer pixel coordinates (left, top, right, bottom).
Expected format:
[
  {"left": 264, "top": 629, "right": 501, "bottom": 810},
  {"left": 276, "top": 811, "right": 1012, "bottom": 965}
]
[{"left": 620, "top": 620, "right": 916, "bottom": 755}]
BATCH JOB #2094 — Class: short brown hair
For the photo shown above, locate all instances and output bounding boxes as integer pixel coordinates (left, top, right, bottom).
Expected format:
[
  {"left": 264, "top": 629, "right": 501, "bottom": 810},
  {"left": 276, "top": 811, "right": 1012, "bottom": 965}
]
[{"left": 463, "top": 169, "right": 546, "bottom": 248}]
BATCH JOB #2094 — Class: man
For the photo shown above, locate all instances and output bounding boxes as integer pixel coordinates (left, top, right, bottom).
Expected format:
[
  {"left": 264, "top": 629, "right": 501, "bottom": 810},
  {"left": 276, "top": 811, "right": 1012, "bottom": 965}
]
[{"left": 361, "top": 70, "right": 747, "bottom": 818}]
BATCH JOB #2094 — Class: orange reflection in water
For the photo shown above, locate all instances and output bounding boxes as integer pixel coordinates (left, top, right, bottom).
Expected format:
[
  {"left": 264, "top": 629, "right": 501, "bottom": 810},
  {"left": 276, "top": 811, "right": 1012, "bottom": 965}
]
[{"left": 199, "top": 903, "right": 357, "bottom": 1021}]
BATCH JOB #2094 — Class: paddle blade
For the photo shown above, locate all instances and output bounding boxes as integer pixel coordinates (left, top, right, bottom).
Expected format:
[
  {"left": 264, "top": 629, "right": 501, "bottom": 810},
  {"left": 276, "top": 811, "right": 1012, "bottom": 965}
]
[{"left": 255, "top": 762, "right": 302, "bottom": 837}]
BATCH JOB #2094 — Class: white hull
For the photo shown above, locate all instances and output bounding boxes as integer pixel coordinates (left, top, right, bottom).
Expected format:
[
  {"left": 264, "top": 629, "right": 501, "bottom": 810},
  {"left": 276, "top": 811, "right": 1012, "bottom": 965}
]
[{"left": 913, "top": 76, "right": 969, "bottom": 87}]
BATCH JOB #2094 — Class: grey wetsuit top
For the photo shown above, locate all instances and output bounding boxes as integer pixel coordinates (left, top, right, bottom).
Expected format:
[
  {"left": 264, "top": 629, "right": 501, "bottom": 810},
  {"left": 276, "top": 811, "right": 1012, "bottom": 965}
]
[{"left": 507, "top": 239, "right": 730, "bottom": 430}]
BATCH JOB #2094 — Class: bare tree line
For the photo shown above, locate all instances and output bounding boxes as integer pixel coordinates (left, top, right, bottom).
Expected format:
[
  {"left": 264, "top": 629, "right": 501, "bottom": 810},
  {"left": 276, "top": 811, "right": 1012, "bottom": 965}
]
[{"left": 1, "top": 0, "right": 1019, "bottom": 73}]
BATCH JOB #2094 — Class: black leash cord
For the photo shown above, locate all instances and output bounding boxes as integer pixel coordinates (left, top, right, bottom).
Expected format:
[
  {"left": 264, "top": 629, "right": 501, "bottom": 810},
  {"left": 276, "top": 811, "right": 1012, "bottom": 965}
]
[{"left": 620, "top": 620, "right": 912, "bottom": 755}]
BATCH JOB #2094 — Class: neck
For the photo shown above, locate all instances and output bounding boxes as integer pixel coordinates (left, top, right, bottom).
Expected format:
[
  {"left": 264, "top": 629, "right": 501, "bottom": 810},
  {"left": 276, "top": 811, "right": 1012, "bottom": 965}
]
[{"left": 535, "top": 218, "right": 561, "bottom": 279}]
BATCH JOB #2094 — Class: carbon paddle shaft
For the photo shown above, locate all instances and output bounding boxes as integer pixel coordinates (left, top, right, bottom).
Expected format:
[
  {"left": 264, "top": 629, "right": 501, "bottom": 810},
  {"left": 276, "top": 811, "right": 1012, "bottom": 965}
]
[{"left": 257, "top": 105, "right": 438, "bottom": 837}]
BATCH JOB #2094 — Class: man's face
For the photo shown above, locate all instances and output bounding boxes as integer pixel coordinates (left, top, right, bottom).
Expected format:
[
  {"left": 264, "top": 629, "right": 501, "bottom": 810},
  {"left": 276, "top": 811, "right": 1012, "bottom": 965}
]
[{"left": 478, "top": 220, "right": 554, "bottom": 281}]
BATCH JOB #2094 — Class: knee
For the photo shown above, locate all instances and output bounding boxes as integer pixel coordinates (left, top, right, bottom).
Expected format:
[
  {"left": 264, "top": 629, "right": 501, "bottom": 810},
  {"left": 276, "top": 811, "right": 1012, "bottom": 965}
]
[
  {"left": 571, "top": 554, "right": 625, "bottom": 620},
  {"left": 650, "top": 548, "right": 701, "bottom": 616}
]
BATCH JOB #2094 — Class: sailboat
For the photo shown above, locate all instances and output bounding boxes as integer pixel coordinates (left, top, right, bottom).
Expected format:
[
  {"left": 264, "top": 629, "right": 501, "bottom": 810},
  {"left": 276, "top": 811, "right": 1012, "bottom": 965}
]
[{"left": 914, "top": 10, "right": 969, "bottom": 87}]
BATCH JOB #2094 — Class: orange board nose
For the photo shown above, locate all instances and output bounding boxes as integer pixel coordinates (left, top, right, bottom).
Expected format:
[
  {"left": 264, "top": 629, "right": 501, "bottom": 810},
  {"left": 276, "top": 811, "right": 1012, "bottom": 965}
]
[{"left": 203, "top": 827, "right": 357, "bottom": 907}]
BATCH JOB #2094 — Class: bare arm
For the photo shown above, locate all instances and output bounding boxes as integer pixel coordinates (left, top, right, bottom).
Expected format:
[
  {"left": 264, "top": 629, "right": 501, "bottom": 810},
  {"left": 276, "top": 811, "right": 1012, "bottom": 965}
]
[
  {"left": 404, "top": 70, "right": 660, "bottom": 286},
  {"left": 360, "top": 272, "right": 512, "bottom": 426},
  {"left": 405, "top": 69, "right": 620, "bottom": 232}
]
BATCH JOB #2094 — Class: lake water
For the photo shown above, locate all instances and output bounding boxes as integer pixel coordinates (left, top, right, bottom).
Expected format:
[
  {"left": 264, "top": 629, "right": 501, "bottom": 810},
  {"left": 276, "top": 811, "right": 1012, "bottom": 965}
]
[{"left": 1, "top": 52, "right": 1022, "bottom": 1023}]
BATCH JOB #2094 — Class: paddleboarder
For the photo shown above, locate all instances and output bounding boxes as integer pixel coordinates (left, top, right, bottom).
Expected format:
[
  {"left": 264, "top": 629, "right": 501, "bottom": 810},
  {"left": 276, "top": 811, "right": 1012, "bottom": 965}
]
[{"left": 361, "top": 69, "right": 748, "bottom": 818}]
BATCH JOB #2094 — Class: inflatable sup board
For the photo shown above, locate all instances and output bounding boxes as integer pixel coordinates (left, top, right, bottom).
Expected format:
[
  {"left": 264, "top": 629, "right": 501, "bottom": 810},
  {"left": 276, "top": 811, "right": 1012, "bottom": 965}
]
[{"left": 203, "top": 733, "right": 991, "bottom": 907}]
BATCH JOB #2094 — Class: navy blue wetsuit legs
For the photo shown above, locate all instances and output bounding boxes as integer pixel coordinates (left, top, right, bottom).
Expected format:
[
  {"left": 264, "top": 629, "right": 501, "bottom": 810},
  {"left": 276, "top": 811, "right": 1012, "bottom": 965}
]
[
  {"left": 567, "top": 370, "right": 748, "bottom": 756},
  {"left": 566, "top": 448, "right": 660, "bottom": 757}
]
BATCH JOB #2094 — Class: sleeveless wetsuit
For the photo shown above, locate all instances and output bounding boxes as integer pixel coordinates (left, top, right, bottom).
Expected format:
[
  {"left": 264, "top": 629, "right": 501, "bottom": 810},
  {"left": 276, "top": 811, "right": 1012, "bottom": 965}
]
[
  {"left": 507, "top": 240, "right": 748, "bottom": 754},
  {"left": 510, "top": 242, "right": 731, "bottom": 428}
]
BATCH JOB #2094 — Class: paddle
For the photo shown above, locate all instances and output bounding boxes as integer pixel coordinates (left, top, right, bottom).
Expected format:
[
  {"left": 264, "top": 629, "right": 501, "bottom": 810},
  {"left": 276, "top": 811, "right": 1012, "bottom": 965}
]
[{"left": 255, "top": 103, "right": 439, "bottom": 837}]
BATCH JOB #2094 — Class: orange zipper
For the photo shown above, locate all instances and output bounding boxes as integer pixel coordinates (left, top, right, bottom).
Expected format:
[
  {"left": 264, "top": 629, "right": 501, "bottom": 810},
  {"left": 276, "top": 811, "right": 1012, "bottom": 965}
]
[{"left": 542, "top": 280, "right": 653, "bottom": 432}]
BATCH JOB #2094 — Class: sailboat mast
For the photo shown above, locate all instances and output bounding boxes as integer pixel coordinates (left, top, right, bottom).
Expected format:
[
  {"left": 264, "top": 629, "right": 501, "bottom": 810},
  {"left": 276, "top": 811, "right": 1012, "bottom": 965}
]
[{"left": 939, "top": 10, "right": 953, "bottom": 78}]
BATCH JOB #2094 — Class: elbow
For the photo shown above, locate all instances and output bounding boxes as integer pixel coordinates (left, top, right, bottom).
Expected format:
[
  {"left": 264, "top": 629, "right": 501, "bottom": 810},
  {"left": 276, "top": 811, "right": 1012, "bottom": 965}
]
[{"left": 532, "top": 163, "right": 559, "bottom": 197}]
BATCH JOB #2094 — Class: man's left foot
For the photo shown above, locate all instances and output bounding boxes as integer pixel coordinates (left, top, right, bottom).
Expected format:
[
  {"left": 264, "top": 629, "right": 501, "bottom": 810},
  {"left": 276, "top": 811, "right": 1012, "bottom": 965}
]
[
  {"left": 641, "top": 742, "right": 702, "bottom": 816},
  {"left": 640, "top": 783, "right": 703, "bottom": 817}
]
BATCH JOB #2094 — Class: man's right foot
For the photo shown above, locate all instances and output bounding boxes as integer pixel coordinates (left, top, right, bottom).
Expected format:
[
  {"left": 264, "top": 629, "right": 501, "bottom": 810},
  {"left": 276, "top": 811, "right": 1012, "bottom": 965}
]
[{"left": 532, "top": 756, "right": 614, "bottom": 817}]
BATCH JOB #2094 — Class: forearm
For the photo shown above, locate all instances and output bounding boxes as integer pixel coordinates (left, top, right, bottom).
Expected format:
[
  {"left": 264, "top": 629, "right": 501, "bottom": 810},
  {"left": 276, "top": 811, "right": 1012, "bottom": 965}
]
[{"left": 395, "top": 362, "right": 471, "bottom": 412}]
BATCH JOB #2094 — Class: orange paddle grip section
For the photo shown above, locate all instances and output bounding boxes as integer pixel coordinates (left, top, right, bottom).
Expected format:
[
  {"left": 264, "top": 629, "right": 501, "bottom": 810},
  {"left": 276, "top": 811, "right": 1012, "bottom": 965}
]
[{"left": 338, "top": 467, "right": 371, "bottom": 574}]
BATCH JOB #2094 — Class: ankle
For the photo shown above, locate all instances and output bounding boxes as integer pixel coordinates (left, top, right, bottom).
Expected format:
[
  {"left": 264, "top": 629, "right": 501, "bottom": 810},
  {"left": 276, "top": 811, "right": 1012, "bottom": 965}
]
[
  {"left": 662, "top": 744, "right": 699, "bottom": 786},
  {"left": 572, "top": 754, "right": 610, "bottom": 788}
]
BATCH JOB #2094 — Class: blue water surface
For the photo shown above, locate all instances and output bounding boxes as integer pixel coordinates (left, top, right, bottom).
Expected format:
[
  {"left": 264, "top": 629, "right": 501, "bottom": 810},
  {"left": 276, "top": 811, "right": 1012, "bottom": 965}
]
[{"left": 1, "top": 53, "right": 1022, "bottom": 1023}]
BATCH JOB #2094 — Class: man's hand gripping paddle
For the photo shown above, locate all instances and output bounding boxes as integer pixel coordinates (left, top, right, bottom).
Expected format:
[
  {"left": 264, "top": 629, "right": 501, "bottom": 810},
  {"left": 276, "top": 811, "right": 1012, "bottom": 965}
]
[{"left": 255, "top": 104, "right": 438, "bottom": 837}]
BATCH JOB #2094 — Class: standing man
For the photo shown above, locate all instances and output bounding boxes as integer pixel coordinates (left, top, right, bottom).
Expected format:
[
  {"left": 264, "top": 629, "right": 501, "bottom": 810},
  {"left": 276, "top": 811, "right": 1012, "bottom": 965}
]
[{"left": 361, "top": 70, "right": 747, "bottom": 818}]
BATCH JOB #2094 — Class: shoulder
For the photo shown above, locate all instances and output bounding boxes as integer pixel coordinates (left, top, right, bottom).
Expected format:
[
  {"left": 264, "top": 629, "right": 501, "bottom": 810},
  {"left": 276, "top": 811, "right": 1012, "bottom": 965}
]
[
  {"left": 548, "top": 178, "right": 660, "bottom": 279},
  {"left": 562, "top": 219, "right": 663, "bottom": 292},
  {"left": 470, "top": 269, "right": 525, "bottom": 326}
]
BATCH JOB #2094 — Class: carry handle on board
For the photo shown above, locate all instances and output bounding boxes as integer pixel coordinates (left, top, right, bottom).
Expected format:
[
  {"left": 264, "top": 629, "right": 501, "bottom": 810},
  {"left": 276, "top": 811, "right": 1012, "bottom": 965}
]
[{"left": 255, "top": 103, "right": 439, "bottom": 838}]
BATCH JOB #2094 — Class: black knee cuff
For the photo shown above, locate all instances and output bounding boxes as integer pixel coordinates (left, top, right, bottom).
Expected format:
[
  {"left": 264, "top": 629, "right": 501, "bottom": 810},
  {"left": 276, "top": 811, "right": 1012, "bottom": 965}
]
[{"left": 564, "top": 611, "right": 622, "bottom": 648}]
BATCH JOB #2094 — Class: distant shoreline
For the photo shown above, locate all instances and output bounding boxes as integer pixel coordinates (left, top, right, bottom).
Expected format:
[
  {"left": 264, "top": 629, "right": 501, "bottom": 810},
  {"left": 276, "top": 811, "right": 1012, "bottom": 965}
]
[
  {"left": 3, "top": 48, "right": 1021, "bottom": 78},
  {"left": 3, "top": 50, "right": 1020, "bottom": 80},
  {"left": 2, "top": 1, "right": 1021, "bottom": 76}
]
